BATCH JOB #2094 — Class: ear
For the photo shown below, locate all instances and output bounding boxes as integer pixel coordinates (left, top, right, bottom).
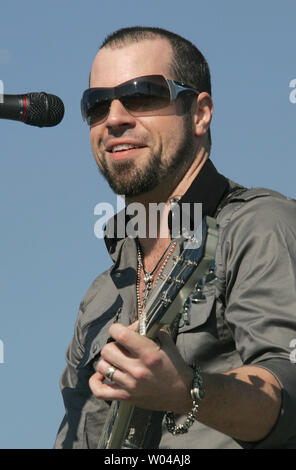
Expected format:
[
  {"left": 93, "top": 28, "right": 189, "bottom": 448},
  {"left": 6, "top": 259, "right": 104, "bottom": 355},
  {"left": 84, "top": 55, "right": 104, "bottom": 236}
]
[{"left": 192, "top": 92, "right": 213, "bottom": 138}]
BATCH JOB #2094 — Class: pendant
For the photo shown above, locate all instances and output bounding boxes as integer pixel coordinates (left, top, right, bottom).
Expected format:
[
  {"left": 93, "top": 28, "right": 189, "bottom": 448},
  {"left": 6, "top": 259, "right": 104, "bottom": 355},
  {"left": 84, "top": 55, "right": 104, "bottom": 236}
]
[
  {"left": 143, "top": 272, "right": 153, "bottom": 284},
  {"left": 142, "top": 272, "right": 153, "bottom": 307}
]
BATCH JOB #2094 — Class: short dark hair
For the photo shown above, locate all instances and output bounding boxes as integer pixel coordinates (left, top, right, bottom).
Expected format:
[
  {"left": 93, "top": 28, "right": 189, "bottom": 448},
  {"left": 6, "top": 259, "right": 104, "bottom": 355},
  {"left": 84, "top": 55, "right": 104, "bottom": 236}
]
[{"left": 99, "top": 26, "right": 212, "bottom": 146}]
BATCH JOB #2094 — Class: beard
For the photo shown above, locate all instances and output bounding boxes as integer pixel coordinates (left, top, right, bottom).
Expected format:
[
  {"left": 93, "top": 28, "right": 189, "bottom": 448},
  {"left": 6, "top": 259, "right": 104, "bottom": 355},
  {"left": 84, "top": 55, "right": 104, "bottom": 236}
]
[{"left": 97, "top": 118, "right": 196, "bottom": 198}]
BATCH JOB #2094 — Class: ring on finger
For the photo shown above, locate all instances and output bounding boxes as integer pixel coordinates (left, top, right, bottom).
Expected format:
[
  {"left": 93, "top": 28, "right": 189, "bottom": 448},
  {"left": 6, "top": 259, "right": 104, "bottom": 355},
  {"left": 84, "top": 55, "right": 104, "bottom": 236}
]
[{"left": 105, "top": 366, "right": 116, "bottom": 381}]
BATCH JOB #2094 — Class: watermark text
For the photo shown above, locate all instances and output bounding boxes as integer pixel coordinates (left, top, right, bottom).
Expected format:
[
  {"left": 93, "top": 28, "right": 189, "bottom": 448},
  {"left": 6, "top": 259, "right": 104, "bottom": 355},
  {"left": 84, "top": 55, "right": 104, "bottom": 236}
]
[
  {"left": 94, "top": 196, "right": 202, "bottom": 243},
  {"left": 289, "top": 79, "right": 296, "bottom": 104},
  {"left": 0, "top": 339, "right": 4, "bottom": 364},
  {"left": 0, "top": 80, "right": 4, "bottom": 103},
  {"left": 290, "top": 339, "right": 296, "bottom": 363}
]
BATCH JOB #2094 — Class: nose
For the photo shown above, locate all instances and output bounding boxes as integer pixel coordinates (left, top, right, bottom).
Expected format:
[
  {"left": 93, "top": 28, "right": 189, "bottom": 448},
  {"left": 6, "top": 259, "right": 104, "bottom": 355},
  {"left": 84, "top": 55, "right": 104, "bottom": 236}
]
[{"left": 105, "top": 99, "right": 136, "bottom": 130}]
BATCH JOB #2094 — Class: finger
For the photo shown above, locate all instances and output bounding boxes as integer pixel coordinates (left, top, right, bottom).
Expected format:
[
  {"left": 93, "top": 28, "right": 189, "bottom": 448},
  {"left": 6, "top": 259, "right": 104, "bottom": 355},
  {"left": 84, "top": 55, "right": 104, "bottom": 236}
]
[
  {"left": 157, "top": 328, "right": 189, "bottom": 369},
  {"left": 89, "top": 372, "right": 130, "bottom": 401},
  {"left": 97, "top": 358, "right": 134, "bottom": 387},
  {"left": 157, "top": 328, "right": 175, "bottom": 348},
  {"left": 101, "top": 338, "right": 136, "bottom": 371},
  {"left": 109, "top": 323, "right": 155, "bottom": 357}
]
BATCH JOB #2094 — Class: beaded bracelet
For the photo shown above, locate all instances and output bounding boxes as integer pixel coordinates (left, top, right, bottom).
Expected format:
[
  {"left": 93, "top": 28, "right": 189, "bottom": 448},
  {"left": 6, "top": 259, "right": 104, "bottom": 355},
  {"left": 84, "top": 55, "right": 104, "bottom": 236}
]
[{"left": 165, "top": 364, "right": 205, "bottom": 435}]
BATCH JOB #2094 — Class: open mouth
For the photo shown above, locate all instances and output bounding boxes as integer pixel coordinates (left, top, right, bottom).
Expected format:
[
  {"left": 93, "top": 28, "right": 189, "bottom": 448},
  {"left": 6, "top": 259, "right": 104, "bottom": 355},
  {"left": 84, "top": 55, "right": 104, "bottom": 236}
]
[
  {"left": 110, "top": 144, "right": 146, "bottom": 153},
  {"left": 107, "top": 143, "right": 147, "bottom": 160}
]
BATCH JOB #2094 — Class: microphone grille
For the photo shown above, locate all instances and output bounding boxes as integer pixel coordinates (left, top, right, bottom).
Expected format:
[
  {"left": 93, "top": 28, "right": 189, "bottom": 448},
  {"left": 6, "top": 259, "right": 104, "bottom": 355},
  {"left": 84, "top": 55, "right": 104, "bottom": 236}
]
[{"left": 25, "top": 92, "right": 65, "bottom": 127}]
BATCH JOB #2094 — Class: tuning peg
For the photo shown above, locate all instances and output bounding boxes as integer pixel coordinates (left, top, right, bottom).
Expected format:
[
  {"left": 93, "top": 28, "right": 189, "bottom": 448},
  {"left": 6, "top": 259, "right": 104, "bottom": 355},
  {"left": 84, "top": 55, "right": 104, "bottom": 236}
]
[
  {"left": 191, "top": 289, "right": 206, "bottom": 303},
  {"left": 181, "top": 297, "right": 192, "bottom": 325},
  {"left": 191, "top": 281, "right": 206, "bottom": 304},
  {"left": 205, "top": 270, "right": 217, "bottom": 285},
  {"left": 205, "top": 262, "right": 217, "bottom": 285},
  {"left": 161, "top": 294, "right": 172, "bottom": 307}
]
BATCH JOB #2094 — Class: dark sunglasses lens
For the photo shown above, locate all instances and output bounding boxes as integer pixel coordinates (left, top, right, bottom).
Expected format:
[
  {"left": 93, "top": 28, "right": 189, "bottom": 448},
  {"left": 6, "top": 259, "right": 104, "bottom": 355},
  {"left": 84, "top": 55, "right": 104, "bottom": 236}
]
[
  {"left": 82, "top": 89, "right": 112, "bottom": 125},
  {"left": 81, "top": 76, "right": 172, "bottom": 124},
  {"left": 89, "top": 100, "right": 110, "bottom": 125},
  {"left": 121, "top": 76, "right": 170, "bottom": 113}
]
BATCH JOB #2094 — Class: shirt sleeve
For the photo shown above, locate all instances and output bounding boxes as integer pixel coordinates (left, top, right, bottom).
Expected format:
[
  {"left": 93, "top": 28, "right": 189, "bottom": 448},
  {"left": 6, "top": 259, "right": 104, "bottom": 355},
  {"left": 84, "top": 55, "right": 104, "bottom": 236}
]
[
  {"left": 53, "top": 305, "right": 109, "bottom": 449},
  {"left": 54, "top": 306, "right": 90, "bottom": 448},
  {"left": 221, "top": 194, "right": 296, "bottom": 448}
]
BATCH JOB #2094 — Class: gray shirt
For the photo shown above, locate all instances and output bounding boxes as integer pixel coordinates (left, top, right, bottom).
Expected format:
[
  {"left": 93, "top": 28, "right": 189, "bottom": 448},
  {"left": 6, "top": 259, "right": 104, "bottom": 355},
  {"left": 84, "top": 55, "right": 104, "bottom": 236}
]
[{"left": 54, "top": 164, "right": 296, "bottom": 449}]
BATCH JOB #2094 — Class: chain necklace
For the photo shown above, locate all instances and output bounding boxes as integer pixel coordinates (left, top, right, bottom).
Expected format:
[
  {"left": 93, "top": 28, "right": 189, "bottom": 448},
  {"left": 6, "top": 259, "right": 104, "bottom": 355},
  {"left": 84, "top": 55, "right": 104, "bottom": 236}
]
[{"left": 136, "top": 240, "right": 177, "bottom": 328}]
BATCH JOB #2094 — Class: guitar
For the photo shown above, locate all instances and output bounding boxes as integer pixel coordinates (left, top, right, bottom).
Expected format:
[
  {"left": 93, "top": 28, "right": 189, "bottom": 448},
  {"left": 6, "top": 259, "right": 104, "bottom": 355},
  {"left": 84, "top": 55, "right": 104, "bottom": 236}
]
[{"left": 97, "top": 216, "right": 219, "bottom": 449}]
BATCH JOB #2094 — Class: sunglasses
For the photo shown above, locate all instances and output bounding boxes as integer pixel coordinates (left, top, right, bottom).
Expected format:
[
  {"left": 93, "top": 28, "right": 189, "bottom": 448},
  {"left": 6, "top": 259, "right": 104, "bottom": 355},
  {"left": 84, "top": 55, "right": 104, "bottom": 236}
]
[{"left": 81, "top": 74, "right": 199, "bottom": 125}]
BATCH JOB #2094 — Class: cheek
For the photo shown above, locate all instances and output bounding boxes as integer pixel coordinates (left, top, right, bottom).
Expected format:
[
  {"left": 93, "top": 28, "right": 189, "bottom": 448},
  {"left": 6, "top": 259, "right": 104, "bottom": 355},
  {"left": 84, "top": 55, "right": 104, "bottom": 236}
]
[
  {"left": 90, "top": 129, "right": 98, "bottom": 152},
  {"left": 146, "top": 116, "right": 185, "bottom": 150},
  {"left": 90, "top": 129, "right": 103, "bottom": 163},
  {"left": 162, "top": 119, "right": 186, "bottom": 153}
]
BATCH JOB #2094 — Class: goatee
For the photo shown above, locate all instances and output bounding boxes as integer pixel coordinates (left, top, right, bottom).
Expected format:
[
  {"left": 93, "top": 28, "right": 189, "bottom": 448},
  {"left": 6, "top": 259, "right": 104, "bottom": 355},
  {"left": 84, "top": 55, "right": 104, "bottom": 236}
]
[{"left": 97, "top": 120, "right": 195, "bottom": 197}]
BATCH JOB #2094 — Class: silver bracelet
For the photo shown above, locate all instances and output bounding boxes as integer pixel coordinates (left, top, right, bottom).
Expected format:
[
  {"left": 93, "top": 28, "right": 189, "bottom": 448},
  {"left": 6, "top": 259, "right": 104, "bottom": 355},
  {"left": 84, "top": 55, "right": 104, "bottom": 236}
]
[{"left": 165, "top": 364, "right": 205, "bottom": 435}]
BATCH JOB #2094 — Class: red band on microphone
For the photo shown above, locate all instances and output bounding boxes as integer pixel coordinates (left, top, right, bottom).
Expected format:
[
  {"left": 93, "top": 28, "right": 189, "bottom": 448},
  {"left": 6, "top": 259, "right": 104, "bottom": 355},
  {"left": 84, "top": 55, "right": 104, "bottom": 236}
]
[{"left": 22, "top": 95, "right": 27, "bottom": 122}]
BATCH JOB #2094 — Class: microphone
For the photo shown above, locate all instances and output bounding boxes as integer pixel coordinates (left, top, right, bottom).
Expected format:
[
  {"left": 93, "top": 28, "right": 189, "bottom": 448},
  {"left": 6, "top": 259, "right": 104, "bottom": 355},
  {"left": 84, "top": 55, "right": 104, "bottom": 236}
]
[{"left": 0, "top": 92, "right": 64, "bottom": 127}]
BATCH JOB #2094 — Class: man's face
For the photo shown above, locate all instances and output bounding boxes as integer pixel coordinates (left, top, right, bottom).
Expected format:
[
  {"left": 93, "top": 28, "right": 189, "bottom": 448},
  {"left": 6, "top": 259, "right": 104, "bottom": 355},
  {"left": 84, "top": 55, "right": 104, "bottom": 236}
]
[{"left": 89, "top": 38, "right": 196, "bottom": 198}]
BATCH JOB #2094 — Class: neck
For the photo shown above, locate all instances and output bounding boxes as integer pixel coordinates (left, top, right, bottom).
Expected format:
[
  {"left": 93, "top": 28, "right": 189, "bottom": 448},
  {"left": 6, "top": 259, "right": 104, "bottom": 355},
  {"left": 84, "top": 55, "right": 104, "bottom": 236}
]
[
  {"left": 127, "top": 146, "right": 209, "bottom": 206},
  {"left": 126, "top": 146, "right": 209, "bottom": 260}
]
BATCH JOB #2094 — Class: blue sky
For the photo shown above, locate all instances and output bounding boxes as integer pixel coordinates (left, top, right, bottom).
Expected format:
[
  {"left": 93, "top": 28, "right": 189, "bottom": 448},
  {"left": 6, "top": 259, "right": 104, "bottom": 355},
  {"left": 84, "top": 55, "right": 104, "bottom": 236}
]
[{"left": 0, "top": 0, "right": 295, "bottom": 448}]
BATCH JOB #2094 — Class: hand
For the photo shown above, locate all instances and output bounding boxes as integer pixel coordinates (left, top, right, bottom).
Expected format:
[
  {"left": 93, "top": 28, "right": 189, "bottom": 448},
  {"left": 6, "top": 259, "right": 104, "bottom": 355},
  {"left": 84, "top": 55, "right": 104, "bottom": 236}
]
[{"left": 89, "top": 322, "right": 193, "bottom": 414}]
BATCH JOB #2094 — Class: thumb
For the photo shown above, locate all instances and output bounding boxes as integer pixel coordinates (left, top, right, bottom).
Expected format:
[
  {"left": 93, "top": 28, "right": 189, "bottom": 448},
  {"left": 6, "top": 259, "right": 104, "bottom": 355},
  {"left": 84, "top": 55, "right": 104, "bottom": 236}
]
[{"left": 157, "top": 327, "right": 176, "bottom": 348}]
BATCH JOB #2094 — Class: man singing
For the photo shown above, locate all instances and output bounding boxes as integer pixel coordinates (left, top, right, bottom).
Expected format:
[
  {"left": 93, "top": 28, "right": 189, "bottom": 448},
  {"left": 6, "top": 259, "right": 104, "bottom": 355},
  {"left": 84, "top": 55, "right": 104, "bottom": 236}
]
[{"left": 55, "top": 26, "right": 296, "bottom": 449}]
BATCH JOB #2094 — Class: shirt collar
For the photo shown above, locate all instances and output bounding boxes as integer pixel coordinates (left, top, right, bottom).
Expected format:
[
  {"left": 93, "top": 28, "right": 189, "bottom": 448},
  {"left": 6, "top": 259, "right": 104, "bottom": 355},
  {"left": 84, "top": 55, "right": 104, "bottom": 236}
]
[
  {"left": 175, "top": 158, "right": 229, "bottom": 217},
  {"left": 104, "top": 159, "right": 229, "bottom": 260}
]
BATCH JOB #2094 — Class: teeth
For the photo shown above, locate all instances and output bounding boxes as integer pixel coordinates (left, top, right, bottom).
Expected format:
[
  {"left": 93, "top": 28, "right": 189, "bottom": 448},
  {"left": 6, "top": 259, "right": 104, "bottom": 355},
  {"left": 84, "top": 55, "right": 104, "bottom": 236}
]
[{"left": 111, "top": 144, "right": 139, "bottom": 153}]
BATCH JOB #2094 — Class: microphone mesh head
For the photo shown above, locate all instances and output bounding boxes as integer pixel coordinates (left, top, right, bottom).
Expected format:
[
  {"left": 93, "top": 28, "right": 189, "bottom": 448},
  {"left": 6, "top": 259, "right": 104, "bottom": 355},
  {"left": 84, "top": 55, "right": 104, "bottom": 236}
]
[
  {"left": 45, "top": 93, "right": 65, "bottom": 127},
  {"left": 25, "top": 92, "right": 65, "bottom": 127}
]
